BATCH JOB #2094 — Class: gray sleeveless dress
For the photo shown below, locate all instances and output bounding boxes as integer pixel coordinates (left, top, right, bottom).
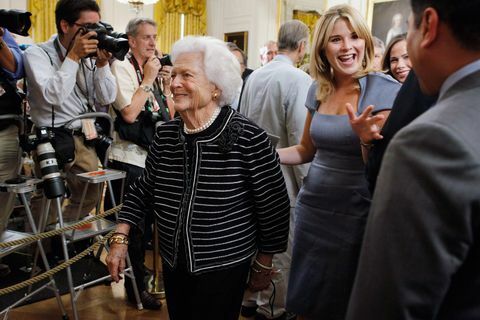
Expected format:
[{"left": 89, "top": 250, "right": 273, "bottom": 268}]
[{"left": 286, "top": 73, "right": 401, "bottom": 319}]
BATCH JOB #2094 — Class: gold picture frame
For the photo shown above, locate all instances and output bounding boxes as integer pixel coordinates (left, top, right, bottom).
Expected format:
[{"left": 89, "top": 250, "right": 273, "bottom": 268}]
[
  {"left": 224, "top": 31, "right": 248, "bottom": 55},
  {"left": 367, "top": 0, "right": 410, "bottom": 45}
]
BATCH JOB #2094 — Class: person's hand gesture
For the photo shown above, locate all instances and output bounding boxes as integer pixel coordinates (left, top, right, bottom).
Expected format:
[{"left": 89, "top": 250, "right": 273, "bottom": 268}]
[
  {"left": 143, "top": 56, "right": 162, "bottom": 84},
  {"left": 106, "top": 243, "right": 128, "bottom": 283},
  {"left": 248, "top": 268, "right": 273, "bottom": 292},
  {"left": 346, "top": 103, "right": 385, "bottom": 145},
  {"left": 95, "top": 48, "right": 112, "bottom": 68},
  {"left": 67, "top": 31, "right": 99, "bottom": 62},
  {"left": 159, "top": 65, "right": 172, "bottom": 90}
]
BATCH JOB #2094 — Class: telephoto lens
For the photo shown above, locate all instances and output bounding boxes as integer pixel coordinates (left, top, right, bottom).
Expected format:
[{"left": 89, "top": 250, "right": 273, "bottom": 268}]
[{"left": 36, "top": 142, "right": 66, "bottom": 199}]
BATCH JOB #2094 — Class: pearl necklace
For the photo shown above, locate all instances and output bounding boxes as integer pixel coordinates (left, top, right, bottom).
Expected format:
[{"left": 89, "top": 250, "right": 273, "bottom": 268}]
[{"left": 183, "top": 107, "right": 222, "bottom": 134}]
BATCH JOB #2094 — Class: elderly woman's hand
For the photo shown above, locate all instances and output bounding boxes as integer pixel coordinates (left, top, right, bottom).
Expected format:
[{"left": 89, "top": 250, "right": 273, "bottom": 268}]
[
  {"left": 248, "top": 267, "right": 274, "bottom": 292},
  {"left": 346, "top": 103, "right": 386, "bottom": 146},
  {"left": 106, "top": 242, "right": 128, "bottom": 283},
  {"left": 247, "top": 254, "right": 275, "bottom": 292}
]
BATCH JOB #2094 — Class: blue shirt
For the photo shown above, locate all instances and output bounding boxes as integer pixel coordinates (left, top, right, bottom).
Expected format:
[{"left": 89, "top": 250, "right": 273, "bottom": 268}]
[{"left": 0, "top": 28, "right": 24, "bottom": 80}]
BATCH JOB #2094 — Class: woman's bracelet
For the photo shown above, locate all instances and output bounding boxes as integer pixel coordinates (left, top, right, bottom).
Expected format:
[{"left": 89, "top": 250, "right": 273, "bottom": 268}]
[
  {"left": 254, "top": 258, "right": 273, "bottom": 270},
  {"left": 360, "top": 141, "right": 373, "bottom": 149},
  {"left": 250, "top": 266, "right": 272, "bottom": 276},
  {"left": 108, "top": 234, "right": 129, "bottom": 246}
]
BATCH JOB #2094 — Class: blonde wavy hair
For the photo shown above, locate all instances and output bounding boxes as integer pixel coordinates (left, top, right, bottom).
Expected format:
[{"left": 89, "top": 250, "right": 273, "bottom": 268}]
[{"left": 310, "top": 4, "right": 375, "bottom": 102}]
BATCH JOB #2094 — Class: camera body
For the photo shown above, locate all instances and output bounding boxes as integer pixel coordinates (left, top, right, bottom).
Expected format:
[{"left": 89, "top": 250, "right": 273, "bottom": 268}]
[
  {"left": 159, "top": 54, "right": 172, "bottom": 67},
  {"left": 82, "top": 22, "right": 129, "bottom": 61},
  {"left": 20, "top": 127, "right": 65, "bottom": 199},
  {"left": 0, "top": 9, "right": 32, "bottom": 36},
  {"left": 21, "top": 127, "right": 55, "bottom": 153}
]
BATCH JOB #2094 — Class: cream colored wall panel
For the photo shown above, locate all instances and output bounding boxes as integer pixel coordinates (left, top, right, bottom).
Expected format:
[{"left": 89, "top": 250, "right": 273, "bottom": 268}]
[
  {"left": 100, "top": 0, "right": 154, "bottom": 33},
  {"left": 0, "top": 0, "right": 27, "bottom": 10},
  {"left": 207, "top": 0, "right": 277, "bottom": 68}
]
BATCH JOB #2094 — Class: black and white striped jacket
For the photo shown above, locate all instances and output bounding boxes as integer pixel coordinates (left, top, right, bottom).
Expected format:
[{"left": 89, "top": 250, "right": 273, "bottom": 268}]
[{"left": 119, "top": 107, "right": 290, "bottom": 274}]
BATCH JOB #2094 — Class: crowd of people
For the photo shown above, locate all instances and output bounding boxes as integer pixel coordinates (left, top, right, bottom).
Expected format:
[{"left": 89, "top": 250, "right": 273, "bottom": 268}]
[{"left": 1, "top": 0, "right": 479, "bottom": 319}]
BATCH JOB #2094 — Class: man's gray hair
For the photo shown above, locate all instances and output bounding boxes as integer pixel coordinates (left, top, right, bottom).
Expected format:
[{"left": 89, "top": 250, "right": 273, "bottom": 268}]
[
  {"left": 125, "top": 17, "right": 157, "bottom": 37},
  {"left": 170, "top": 36, "right": 242, "bottom": 107},
  {"left": 277, "top": 20, "right": 309, "bottom": 51},
  {"left": 226, "top": 42, "right": 247, "bottom": 66}
]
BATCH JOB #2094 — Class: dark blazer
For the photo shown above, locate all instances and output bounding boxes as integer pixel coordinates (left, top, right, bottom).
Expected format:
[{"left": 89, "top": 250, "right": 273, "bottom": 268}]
[
  {"left": 346, "top": 69, "right": 480, "bottom": 319},
  {"left": 366, "top": 70, "right": 437, "bottom": 193}
]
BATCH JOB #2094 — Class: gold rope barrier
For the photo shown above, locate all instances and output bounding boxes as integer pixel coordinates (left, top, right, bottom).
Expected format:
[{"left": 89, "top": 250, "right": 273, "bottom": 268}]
[
  {"left": 0, "top": 205, "right": 122, "bottom": 248},
  {"left": 0, "top": 229, "right": 115, "bottom": 296}
]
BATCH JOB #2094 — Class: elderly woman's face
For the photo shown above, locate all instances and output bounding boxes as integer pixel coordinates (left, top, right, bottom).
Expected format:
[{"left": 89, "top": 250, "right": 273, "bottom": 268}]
[
  {"left": 325, "top": 18, "right": 365, "bottom": 79},
  {"left": 171, "top": 52, "right": 216, "bottom": 113}
]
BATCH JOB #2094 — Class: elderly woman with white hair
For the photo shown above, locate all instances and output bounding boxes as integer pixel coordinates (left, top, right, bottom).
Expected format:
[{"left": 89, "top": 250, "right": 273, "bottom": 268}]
[{"left": 106, "top": 36, "right": 290, "bottom": 320}]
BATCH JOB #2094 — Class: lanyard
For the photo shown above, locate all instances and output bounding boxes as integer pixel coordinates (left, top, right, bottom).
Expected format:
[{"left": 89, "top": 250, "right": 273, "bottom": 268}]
[
  {"left": 53, "top": 37, "right": 65, "bottom": 62},
  {"left": 128, "top": 55, "right": 144, "bottom": 85}
]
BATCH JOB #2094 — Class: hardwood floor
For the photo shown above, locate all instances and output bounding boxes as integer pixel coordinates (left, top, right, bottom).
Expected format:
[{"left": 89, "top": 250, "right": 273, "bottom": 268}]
[
  {"left": 9, "top": 281, "right": 170, "bottom": 320},
  {"left": 6, "top": 250, "right": 251, "bottom": 320},
  {"left": 8, "top": 250, "right": 171, "bottom": 320}
]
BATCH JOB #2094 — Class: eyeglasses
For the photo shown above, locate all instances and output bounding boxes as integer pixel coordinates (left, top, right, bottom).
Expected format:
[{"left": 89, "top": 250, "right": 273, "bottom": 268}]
[{"left": 72, "top": 22, "right": 88, "bottom": 28}]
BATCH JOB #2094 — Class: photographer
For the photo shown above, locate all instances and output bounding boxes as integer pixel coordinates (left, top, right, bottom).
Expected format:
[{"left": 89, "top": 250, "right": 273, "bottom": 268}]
[
  {"left": 104, "top": 17, "right": 173, "bottom": 310},
  {"left": 0, "top": 27, "right": 24, "bottom": 277},
  {"left": 23, "top": 0, "right": 117, "bottom": 226}
]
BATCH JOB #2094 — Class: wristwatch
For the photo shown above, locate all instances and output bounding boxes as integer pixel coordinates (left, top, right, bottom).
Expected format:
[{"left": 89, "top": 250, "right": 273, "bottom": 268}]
[{"left": 139, "top": 84, "right": 154, "bottom": 93}]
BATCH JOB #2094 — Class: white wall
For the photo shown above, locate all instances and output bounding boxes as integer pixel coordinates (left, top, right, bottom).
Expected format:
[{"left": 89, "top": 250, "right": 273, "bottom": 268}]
[
  {"left": 1, "top": 0, "right": 370, "bottom": 66},
  {"left": 0, "top": 0, "right": 27, "bottom": 10},
  {"left": 100, "top": 0, "right": 155, "bottom": 33},
  {"left": 206, "top": 0, "right": 369, "bottom": 69},
  {"left": 208, "top": 0, "right": 278, "bottom": 68}
]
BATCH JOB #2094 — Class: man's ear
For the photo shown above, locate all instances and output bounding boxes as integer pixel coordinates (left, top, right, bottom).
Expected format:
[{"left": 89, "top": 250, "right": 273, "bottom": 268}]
[
  {"left": 420, "top": 7, "right": 439, "bottom": 48},
  {"left": 59, "top": 19, "right": 70, "bottom": 35},
  {"left": 128, "top": 36, "right": 135, "bottom": 49}
]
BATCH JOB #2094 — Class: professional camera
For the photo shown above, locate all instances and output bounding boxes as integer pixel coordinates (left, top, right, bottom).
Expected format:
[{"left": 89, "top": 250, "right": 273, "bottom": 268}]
[
  {"left": 21, "top": 128, "right": 65, "bottom": 199},
  {"left": 82, "top": 22, "right": 129, "bottom": 60},
  {"left": 0, "top": 9, "right": 32, "bottom": 36},
  {"left": 99, "top": 21, "right": 127, "bottom": 40},
  {"left": 159, "top": 54, "right": 172, "bottom": 67},
  {"left": 20, "top": 127, "right": 55, "bottom": 153}
]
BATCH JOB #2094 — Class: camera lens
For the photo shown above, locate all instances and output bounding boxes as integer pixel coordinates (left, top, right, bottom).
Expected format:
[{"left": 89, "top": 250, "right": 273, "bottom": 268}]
[{"left": 36, "top": 142, "right": 65, "bottom": 199}]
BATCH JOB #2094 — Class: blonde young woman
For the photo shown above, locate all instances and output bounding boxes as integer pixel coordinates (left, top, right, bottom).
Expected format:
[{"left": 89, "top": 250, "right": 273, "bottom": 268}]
[{"left": 277, "top": 5, "right": 401, "bottom": 319}]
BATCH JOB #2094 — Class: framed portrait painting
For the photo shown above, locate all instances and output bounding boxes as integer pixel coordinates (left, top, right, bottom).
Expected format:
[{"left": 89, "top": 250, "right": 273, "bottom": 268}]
[
  {"left": 367, "top": 0, "right": 411, "bottom": 46},
  {"left": 224, "top": 31, "right": 248, "bottom": 55}
]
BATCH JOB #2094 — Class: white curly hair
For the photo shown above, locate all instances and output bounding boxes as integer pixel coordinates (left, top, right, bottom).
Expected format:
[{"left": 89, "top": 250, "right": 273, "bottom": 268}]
[{"left": 170, "top": 36, "right": 242, "bottom": 107}]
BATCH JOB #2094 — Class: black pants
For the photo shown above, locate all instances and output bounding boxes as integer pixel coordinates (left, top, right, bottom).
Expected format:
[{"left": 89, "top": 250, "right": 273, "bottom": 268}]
[
  {"left": 163, "top": 260, "right": 251, "bottom": 320},
  {"left": 104, "top": 160, "right": 149, "bottom": 295}
]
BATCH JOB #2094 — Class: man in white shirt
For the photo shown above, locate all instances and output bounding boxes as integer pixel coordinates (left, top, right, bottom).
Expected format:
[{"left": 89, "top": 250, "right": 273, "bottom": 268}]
[
  {"left": 24, "top": 0, "right": 117, "bottom": 226},
  {"left": 105, "top": 17, "right": 173, "bottom": 310},
  {"left": 240, "top": 20, "right": 311, "bottom": 320}
]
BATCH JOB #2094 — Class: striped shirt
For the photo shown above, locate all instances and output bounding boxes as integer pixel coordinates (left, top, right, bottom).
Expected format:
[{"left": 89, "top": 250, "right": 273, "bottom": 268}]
[{"left": 119, "top": 106, "right": 290, "bottom": 274}]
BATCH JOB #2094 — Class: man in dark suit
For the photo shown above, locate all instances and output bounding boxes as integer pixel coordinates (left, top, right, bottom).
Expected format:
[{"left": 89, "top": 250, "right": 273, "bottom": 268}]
[{"left": 346, "top": 0, "right": 480, "bottom": 319}]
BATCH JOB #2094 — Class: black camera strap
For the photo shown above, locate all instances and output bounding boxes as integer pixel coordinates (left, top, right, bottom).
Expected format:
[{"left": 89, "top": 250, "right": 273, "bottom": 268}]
[{"left": 54, "top": 37, "right": 96, "bottom": 115}]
